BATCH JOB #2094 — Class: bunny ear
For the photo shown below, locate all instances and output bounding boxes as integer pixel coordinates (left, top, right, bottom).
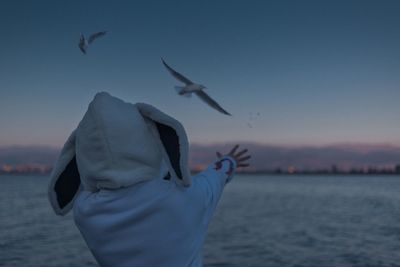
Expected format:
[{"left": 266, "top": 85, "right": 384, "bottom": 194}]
[
  {"left": 136, "top": 103, "right": 191, "bottom": 186},
  {"left": 48, "top": 130, "right": 81, "bottom": 215}
]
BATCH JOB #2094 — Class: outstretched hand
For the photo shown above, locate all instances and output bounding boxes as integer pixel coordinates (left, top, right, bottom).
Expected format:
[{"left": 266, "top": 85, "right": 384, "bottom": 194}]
[{"left": 216, "top": 144, "right": 251, "bottom": 168}]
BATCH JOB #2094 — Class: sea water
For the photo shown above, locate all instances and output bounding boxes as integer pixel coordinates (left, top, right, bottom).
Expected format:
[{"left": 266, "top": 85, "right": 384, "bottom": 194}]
[{"left": 1, "top": 174, "right": 400, "bottom": 267}]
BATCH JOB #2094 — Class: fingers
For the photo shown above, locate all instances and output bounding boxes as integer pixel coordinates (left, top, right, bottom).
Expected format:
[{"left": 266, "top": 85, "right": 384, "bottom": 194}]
[
  {"left": 238, "top": 163, "right": 250, "bottom": 168},
  {"left": 228, "top": 144, "right": 240, "bottom": 156},
  {"left": 235, "top": 149, "right": 248, "bottom": 158},
  {"left": 236, "top": 150, "right": 251, "bottom": 168},
  {"left": 218, "top": 145, "right": 251, "bottom": 169},
  {"left": 237, "top": 155, "right": 251, "bottom": 162}
]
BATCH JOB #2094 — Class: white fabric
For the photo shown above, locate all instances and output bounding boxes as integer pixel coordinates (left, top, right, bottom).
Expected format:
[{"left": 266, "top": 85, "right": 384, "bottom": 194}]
[
  {"left": 73, "top": 156, "right": 236, "bottom": 267},
  {"left": 48, "top": 91, "right": 238, "bottom": 266},
  {"left": 76, "top": 92, "right": 163, "bottom": 191},
  {"left": 48, "top": 92, "right": 191, "bottom": 215}
]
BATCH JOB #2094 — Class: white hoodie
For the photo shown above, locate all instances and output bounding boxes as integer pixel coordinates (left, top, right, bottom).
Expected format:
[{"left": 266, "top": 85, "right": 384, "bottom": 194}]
[{"left": 48, "top": 92, "right": 236, "bottom": 267}]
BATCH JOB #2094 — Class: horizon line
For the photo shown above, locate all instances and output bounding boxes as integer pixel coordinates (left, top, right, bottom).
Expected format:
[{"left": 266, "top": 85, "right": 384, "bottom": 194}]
[{"left": 1, "top": 141, "right": 400, "bottom": 150}]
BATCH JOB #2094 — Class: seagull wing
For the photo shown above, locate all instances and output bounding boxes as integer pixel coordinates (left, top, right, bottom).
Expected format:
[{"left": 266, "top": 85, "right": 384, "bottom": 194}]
[
  {"left": 161, "top": 58, "right": 193, "bottom": 85},
  {"left": 78, "top": 38, "right": 86, "bottom": 54},
  {"left": 88, "top": 31, "right": 107, "bottom": 44},
  {"left": 79, "top": 44, "right": 86, "bottom": 54},
  {"left": 195, "top": 90, "right": 231, "bottom": 116}
]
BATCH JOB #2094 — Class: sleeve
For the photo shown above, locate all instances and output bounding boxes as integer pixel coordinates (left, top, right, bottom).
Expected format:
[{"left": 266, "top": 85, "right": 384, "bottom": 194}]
[{"left": 192, "top": 156, "right": 237, "bottom": 214}]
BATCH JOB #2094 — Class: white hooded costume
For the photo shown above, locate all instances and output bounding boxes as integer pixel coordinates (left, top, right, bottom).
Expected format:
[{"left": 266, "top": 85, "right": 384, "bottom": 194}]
[{"left": 48, "top": 92, "right": 236, "bottom": 267}]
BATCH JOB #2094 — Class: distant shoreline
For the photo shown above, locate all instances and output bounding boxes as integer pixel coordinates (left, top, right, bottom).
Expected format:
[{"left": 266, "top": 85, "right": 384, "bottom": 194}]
[
  {"left": 237, "top": 172, "right": 400, "bottom": 176},
  {"left": 2, "top": 172, "right": 400, "bottom": 177},
  {"left": 2, "top": 169, "right": 400, "bottom": 177}
]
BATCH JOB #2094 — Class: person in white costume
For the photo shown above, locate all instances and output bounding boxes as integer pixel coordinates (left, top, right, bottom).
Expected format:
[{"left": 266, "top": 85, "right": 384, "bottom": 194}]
[{"left": 48, "top": 92, "right": 251, "bottom": 267}]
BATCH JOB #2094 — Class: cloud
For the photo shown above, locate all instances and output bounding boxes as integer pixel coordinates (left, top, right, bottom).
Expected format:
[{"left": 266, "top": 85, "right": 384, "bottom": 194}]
[
  {"left": 1, "top": 143, "right": 400, "bottom": 172},
  {"left": 0, "top": 145, "right": 60, "bottom": 165},
  {"left": 190, "top": 143, "right": 400, "bottom": 171}
]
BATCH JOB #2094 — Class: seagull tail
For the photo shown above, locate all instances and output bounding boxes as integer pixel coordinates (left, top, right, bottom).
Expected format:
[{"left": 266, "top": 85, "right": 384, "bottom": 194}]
[{"left": 174, "top": 86, "right": 191, "bottom": 98}]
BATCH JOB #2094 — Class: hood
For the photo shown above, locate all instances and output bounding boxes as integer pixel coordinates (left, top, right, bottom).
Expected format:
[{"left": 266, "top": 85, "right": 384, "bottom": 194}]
[{"left": 48, "top": 92, "right": 190, "bottom": 215}]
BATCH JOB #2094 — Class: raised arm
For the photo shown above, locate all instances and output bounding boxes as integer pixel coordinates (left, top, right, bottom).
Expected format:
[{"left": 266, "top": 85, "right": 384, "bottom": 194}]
[{"left": 192, "top": 145, "right": 251, "bottom": 212}]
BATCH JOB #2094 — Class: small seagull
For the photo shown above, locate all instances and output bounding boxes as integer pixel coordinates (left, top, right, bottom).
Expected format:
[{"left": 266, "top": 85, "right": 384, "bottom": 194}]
[
  {"left": 247, "top": 111, "right": 261, "bottom": 128},
  {"left": 161, "top": 58, "right": 231, "bottom": 116},
  {"left": 78, "top": 31, "right": 107, "bottom": 54}
]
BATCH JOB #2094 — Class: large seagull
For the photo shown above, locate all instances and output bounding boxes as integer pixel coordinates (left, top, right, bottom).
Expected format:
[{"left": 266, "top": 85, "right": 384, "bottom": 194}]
[
  {"left": 79, "top": 31, "right": 107, "bottom": 54},
  {"left": 161, "top": 58, "right": 231, "bottom": 116}
]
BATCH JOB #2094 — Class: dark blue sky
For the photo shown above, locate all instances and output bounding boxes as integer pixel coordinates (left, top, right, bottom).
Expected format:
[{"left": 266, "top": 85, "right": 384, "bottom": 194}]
[{"left": 1, "top": 0, "right": 399, "bottom": 146}]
